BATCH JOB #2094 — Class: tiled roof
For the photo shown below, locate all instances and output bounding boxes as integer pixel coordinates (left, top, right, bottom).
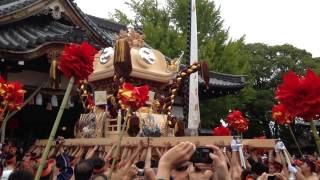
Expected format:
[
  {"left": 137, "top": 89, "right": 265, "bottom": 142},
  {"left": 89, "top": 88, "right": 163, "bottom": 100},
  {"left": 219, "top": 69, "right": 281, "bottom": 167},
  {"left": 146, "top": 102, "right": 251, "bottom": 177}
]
[
  {"left": 198, "top": 71, "right": 246, "bottom": 99},
  {"left": 0, "top": 19, "right": 85, "bottom": 51},
  {"left": 0, "top": 0, "right": 122, "bottom": 47},
  {"left": 202, "top": 71, "right": 246, "bottom": 88},
  {"left": 0, "top": 0, "right": 39, "bottom": 16},
  {"left": 87, "top": 15, "right": 126, "bottom": 33}
]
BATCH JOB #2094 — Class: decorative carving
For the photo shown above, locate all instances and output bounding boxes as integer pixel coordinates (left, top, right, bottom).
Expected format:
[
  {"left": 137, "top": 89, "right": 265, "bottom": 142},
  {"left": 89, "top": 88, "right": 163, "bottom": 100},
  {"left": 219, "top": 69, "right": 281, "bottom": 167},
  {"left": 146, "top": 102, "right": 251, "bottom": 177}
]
[
  {"left": 38, "top": 2, "right": 64, "bottom": 20},
  {"left": 118, "top": 29, "right": 145, "bottom": 48},
  {"left": 99, "top": 47, "right": 114, "bottom": 64},
  {"left": 167, "top": 51, "right": 183, "bottom": 73},
  {"left": 139, "top": 47, "right": 156, "bottom": 65},
  {"left": 52, "top": 5, "right": 62, "bottom": 20},
  {"left": 47, "top": 50, "right": 61, "bottom": 61}
]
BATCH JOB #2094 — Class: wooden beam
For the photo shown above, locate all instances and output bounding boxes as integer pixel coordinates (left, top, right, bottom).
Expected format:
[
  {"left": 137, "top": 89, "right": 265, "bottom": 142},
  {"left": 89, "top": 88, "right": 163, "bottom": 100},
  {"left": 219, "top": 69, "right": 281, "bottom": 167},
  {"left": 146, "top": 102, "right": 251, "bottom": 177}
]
[{"left": 35, "top": 136, "right": 276, "bottom": 148}]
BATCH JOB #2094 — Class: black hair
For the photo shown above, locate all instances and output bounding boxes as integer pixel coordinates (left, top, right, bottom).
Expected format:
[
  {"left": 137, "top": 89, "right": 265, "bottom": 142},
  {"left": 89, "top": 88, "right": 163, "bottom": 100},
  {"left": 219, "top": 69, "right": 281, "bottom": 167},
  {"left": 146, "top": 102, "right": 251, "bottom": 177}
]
[
  {"left": 268, "top": 161, "right": 283, "bottom": 172},
  {"left": 75, "top": 160, "right": 94, "bottom": 180},
  {"left": 5, "top": 153, "right": 16, "bottom": 166},
  {"left": 5, "top": 153, "right": 15, "bottom": 161},
  {"left": 90, "top": 174, "right": 108, "bottom": 180},
  {"left": 90, "top": 156, "right": 105, "bottom": 171},
  {"left": 251, "top": 162, "right": 268, "bottom": 176},
  {"left": 305, "top": 160, "right": 316, "bottom": 172},
  {"left": 8, "top": 170, "right": 34, "bottom": 180},
  {"left": 39, "top": 174, "right": 52, "bottom": 180},
  {"left": 241, "top": 169, "right": 252, "bottom": 180}
]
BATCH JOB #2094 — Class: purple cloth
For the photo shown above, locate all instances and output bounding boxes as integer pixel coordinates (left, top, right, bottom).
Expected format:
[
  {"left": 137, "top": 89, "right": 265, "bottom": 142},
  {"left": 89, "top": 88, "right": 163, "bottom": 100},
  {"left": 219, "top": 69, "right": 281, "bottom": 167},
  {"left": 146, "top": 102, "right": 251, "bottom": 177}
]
[{"left": 56, "top": 153, "right": 73, "bottom": 180}]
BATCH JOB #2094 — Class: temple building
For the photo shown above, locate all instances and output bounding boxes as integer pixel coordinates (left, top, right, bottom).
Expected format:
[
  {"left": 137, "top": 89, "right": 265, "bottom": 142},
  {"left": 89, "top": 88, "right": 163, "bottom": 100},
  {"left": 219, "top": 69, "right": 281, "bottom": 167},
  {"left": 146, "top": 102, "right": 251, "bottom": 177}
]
[{"left": 0, "top": 0, "right": 245, "bottom": 142}]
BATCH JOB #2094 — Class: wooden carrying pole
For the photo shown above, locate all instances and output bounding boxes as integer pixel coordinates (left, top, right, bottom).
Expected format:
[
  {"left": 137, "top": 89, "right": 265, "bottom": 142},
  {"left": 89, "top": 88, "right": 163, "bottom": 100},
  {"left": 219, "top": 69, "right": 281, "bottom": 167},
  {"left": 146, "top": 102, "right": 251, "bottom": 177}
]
[{"left": 35, "top": 136, "right": 276, "bottom": 149}]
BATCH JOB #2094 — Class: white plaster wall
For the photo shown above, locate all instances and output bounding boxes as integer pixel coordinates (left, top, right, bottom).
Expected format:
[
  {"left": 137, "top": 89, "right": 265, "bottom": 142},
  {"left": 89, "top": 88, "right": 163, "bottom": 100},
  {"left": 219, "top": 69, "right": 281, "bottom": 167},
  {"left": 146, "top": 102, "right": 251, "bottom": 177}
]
[{"left": 7, "top": 71, "right": 70, "bottom": 89}]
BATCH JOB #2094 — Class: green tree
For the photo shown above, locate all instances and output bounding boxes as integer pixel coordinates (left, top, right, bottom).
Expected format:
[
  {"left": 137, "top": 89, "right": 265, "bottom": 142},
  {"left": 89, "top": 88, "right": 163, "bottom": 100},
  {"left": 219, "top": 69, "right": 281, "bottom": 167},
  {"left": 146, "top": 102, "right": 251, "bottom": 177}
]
[
  {"left": 110, "top": 9, "right": 132, "bottom": 25},
  {"left": 242, "top": 43, "right": 320, "bottom": 139},
  {"left": 200, "top": 38, "right": 254, "bottom": 128}
]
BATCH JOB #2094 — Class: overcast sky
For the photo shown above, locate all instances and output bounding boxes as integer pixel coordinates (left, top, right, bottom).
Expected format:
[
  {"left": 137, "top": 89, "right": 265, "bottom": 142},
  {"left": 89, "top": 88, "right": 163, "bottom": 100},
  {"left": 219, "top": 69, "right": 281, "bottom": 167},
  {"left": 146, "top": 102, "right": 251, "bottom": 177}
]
[{"left": 75, "top": 0, "right": 320, "bottom": 57}]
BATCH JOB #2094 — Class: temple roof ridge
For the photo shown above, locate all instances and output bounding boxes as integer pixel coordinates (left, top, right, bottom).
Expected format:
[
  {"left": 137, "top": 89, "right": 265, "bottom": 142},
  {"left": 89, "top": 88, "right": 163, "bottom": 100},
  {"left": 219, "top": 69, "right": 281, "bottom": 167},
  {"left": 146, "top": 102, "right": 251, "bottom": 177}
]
[{"left": 0, "top": 0, "right": 45, "bottom": 18}]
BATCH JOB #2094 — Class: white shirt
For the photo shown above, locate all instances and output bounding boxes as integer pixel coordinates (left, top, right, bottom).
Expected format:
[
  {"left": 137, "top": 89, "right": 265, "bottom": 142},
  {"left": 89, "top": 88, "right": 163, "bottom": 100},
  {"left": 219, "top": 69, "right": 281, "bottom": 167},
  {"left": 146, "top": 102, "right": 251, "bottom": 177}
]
[{"left": 1, "top": 169, "right": 13, "bottom": 180}]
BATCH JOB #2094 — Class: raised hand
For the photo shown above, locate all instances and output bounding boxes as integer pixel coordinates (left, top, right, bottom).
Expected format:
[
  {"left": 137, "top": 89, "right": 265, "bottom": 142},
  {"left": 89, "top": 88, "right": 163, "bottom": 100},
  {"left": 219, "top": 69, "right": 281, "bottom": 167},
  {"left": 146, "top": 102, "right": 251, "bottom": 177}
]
[
  {"left": 206, "top": 144, "right": 232, "bottom": 180},
  {"left": 160, "top": 141, "right": 195, "bottom": 169},
  {"left": 157, "top": 141, "right": 195, "bottom": 180}
]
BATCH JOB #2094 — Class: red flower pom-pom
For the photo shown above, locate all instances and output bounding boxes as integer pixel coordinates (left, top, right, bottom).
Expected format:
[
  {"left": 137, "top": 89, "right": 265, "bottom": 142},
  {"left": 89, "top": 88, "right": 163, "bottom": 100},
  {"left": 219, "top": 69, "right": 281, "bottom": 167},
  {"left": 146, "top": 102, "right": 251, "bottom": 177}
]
[
  {"left": 276, "top": 69, "right": 320, "bottom": 121},
  {"left": 226, "top": 110, "right": 249, "bottom": 133},
  {"left": 118, "top": 83, "right": 149, "bottom": 110},
  {"left": 59, "top": 42, "right": 97, "bottom": 83},
  {"left": 0, "top": 76, "right": 6, "bottom": 96},
  {"left": 212, "top": 125, "right": 231, "bottom": 136},
  {"left": 1, "top": 82, "right": 25, "bottom": 111},
  {"left": 272, "top": 104, "right": 294, "bottom": 125}
]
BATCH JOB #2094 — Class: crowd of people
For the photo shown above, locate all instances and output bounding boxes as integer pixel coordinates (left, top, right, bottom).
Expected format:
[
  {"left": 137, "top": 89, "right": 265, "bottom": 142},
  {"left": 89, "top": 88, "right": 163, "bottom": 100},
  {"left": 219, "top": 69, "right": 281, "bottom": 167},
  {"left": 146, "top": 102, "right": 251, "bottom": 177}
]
[{"left": 0, "top": 138, "right": 319, "bottom": 180}]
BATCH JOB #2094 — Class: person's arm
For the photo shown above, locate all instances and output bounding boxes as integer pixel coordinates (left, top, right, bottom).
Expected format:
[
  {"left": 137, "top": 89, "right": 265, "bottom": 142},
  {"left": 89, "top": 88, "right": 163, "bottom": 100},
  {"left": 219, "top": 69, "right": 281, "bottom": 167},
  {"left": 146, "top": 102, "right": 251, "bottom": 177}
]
[
  {"left": 49, "top": 137, "right": 66, "bottom": 158},
  {"left": 274, "top": 141, "right": 287, "bottom": 166},
  {"left": 85, "top": 145, "right": 98, "bottom": 159},
  {"left": 156, "top": 142, "right": 195, "bottom": 180},
  {"left": 104, "top": 144, "right": 116, "bottom": 162},
  {"left": 268, "top": 149, "right": 274, "bottom": 163},
  {"left": 131, "top": 143, "right": 142, "bottom": 163},
  {"left": 48, "top": 146, "right": 57, "bottom": 158},
  {"left": 140, "top": 147, "right": 147, "bottom": 161},
  {"left": 295, "top": 167, "right": 306, "bottom": 180},
  {"left": 120, "top": 147, "right": 132, "bottom": 166},
  {"left": 144, "top": 146, "right": 156, "bottom": 180},
  {"left": 71, "top": 146, "right": 84, "bottom": 166},
  {"left": 275, "top": 151, "right": 285, "bottom": 165},
  {"left": 70, "top": 145, "right": 79, "bottom": 157},
  {"left": 107, "top": 145, "right": 142, "bottom": 180},
  {"left": 155, "top": 147, "right": 163, "bottom": 158},
  {"left": 229, "top": 148, "right": 242, "bottom": 180},
  {"left": 223, "top": 148, "right": 231, "bottom": 167}
]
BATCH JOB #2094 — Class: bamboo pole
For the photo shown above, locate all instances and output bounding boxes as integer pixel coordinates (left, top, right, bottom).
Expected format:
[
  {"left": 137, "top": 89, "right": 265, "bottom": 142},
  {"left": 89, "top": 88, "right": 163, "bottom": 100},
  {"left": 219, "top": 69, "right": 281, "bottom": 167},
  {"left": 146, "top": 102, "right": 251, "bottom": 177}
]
[
  {"left": 35, "top": 77, "right": 74, "bottom": 180},
  {"left": 0, "top": 113, "right": 9, "bottom": 143},
  {"left": 288, "top": 125, "right": 303, "bottom": 157}
]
